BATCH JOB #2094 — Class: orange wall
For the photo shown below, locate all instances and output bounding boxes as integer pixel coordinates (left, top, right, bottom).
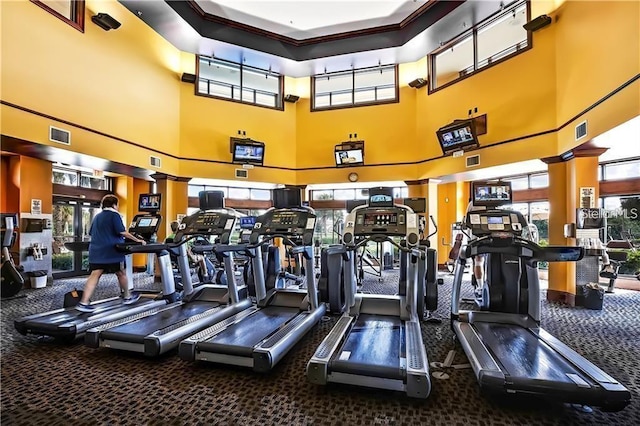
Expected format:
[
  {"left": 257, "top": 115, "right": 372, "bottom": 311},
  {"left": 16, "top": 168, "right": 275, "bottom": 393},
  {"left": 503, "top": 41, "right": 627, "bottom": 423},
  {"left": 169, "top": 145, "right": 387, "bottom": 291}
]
[
  {"left": 18, "top": 156, "right": 53, "bottom": 214},
  {"left": 0, "top": 156, "right": 8, "bottom": 212}
]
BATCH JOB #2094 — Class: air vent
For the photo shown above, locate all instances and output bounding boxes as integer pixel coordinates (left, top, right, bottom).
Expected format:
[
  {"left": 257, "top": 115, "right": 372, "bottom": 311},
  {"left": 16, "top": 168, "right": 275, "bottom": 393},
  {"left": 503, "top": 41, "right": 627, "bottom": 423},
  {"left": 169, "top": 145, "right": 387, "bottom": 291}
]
[
  {"left": 150, "top": 156, "right": 161, "bottom": 168},
  {"left": 235, "top": 169, "right": 248, "bottom": 179},
  {"left": 49, "top": 126, "right": 71, "bottom": 145},
  {"left": 575, "top": 121, "right": 587, "bottom": 140},
  {"left": 466, "top": 155, "right": 480, "bottom": 168}
]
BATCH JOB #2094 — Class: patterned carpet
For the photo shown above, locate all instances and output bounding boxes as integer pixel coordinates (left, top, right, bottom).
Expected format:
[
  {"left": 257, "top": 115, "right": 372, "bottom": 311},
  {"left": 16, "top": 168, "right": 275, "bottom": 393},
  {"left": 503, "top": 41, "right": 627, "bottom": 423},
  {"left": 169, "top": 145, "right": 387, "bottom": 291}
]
[{"left": 1, "top": 269, "right": 638, "bottom": 426}]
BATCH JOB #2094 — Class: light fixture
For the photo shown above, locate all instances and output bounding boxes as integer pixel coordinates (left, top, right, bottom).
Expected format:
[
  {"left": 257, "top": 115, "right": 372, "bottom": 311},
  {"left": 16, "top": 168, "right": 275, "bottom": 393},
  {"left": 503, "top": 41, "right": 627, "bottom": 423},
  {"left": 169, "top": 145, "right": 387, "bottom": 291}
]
[
  {"left": 408, "top": 78, "right": 428, "bottom": 89},
  {"left": 91, "top": 13, "right": 121, "bottom": 31},
  {"left": 523, "top": 14, "right": 552, "bottom": 32}
]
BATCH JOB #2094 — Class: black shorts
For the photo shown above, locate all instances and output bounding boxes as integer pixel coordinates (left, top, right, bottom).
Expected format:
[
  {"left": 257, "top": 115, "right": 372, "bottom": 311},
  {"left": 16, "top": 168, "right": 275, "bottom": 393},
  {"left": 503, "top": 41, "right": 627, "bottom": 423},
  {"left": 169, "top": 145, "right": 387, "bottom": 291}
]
[{"left": 89, "top": 262, "right": 124, "bottom": 274}]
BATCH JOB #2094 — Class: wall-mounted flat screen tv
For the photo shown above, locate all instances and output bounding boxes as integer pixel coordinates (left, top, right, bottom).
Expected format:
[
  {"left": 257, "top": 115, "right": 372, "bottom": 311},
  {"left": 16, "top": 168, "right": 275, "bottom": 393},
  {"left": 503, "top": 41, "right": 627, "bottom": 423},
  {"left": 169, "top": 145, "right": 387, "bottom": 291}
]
[
  {"left": 139, "top": 193, "right": 161, "bottom": 212},
  {"left": 335, "top": 141, "right": 364, "bottom": 167},
  {"left": 403, "top": 197, "right": 426, "bottom": 214},
  {"left": 273, "top": 188, "right": 302, "bottom": 209},
  {"left": 231, "top": 138, "right": 265, "bottom": 166},
  {"left": 471, "top": 181, "right": 512, "bottom": 207},
  {"left": 436, "top": 120, "right": 479, "bottom": 155}
]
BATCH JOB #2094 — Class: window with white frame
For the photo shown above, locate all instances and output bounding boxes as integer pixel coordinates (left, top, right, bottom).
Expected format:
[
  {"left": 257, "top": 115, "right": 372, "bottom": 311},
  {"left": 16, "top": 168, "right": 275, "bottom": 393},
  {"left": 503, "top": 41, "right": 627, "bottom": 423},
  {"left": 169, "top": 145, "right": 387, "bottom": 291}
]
[
  {"left": 602, "top": 159, "right": 640, "bottom": 181},
  {"left": 312, "top": 65, "right": 398, "bottom": 110},
  {"left": 197, "top": 57, "right": 283, "bottom": 110},
  {"left": 429, "top": 1, "right": 529, "bottom": 92}
]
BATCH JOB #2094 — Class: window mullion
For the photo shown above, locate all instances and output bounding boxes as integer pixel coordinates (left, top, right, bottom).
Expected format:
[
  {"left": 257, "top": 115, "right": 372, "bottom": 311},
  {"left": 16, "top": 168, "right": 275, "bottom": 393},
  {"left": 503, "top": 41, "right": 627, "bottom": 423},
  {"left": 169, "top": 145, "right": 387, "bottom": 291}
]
[{"left": 352, "top": 70, "right": 355, "bottom": 106}]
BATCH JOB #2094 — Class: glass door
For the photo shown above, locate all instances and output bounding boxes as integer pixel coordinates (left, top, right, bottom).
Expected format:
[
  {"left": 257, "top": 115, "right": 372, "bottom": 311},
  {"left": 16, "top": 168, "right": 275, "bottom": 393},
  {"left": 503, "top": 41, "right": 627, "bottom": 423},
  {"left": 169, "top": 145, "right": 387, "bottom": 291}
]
[{"left": 52, "top": 198, "right": 100, "bottom": 278}]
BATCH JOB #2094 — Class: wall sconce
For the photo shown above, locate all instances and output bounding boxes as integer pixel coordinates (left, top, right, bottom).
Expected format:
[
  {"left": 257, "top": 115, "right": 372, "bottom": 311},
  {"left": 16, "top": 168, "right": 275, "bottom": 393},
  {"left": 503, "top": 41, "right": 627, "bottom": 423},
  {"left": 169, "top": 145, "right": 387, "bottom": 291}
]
[
  {"left": 284, "top": 94, "right": 300, "bottom": 103},
  {"left": 91, "top": 13, "right": 121, "bottom": 31},
  {"left": 408, "top": 78, "right": 428, "bottom": 89},
  {"left": 523, "top": 14, "right": 552, "bottom": 32}
]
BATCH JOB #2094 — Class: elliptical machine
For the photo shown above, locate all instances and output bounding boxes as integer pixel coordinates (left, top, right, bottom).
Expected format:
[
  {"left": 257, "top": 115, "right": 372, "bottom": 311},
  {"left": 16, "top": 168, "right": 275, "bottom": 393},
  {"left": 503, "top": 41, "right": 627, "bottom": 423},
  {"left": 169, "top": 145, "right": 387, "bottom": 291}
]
[{"left": 398, "top": 198, "right": 441, "bottom": 321}]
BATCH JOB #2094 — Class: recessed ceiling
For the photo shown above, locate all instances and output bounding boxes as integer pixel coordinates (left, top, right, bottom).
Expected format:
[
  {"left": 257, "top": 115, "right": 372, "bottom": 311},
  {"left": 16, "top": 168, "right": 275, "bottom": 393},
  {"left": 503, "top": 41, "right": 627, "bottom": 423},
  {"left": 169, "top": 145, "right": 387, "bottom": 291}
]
[
  {"left": 197, "top": 0, "right": 426, "bottom": 39},
  {"left": 119, "top": 0, "right": 507, "bottom": 76}
]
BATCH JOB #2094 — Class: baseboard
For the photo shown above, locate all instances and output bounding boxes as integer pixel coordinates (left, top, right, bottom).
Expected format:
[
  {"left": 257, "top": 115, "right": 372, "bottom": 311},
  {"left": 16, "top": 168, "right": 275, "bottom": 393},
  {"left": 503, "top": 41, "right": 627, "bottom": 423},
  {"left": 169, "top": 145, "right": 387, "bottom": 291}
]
[{"left": 546, "top": 289, "right": 576, "bottom": 307}]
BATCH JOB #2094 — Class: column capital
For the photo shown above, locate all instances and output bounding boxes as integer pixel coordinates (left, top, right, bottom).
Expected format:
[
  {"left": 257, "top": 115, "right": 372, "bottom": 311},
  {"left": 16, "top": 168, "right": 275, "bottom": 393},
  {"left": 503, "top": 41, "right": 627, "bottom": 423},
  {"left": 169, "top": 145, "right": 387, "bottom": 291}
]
[
  {"left": 150, "top": 173, "right": 191, "bottom": 183},
  {"left": 541, "top": 142, "right": 609, "bottom": 164},
  {"left": 404, "top": 179, "right": 430, "bottom": 186}
]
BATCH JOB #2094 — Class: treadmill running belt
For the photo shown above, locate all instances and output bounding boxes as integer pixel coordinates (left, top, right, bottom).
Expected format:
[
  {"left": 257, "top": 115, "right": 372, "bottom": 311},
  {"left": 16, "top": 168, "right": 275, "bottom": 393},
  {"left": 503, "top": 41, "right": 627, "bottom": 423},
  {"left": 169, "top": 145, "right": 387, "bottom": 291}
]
[
  {"left": 100, "top": 302, "right": 219, "bottom": 344},
  {"left": 198, "top": 306, "right": 300, "bottom": 356},
  {"left": 330, "top": 315, "right": 404, "bottom": 379},
  {"left": 20, "top": 298, "right": 157, "bottom": 333},
  {"left": 474, "top": 322, "right": 589, "bottom": 384}
]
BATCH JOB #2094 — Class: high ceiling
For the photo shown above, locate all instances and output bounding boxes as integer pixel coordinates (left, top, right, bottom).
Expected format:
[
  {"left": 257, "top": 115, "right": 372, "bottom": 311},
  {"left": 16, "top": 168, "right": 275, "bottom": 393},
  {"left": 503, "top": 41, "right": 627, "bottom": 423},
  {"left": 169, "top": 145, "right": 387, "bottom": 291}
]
[
  {"left": 196, "top": 0, "right": 427, "bottom": 39},
  {"left": 119, "top": 0, "right": 508, "bottom": 76}
]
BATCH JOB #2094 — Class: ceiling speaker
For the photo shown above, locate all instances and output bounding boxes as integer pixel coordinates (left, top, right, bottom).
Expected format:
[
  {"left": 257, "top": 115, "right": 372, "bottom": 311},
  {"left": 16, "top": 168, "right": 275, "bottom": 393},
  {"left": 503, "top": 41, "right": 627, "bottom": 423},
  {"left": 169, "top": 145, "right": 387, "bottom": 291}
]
[
  {"left": 284, "top": 94, "right": 300, "bottom": 103},
  {"left": 408, "top": 78, "right": 427, "bottom": 89},
  {"left": 523, "top": 15, "right": 552, "bottom": 32},
  {"left": 181, "top": 73, "right": 196, "bottom": 83},
  {"left": 91, "top": 13, "right": 121, "bottom": 31}
]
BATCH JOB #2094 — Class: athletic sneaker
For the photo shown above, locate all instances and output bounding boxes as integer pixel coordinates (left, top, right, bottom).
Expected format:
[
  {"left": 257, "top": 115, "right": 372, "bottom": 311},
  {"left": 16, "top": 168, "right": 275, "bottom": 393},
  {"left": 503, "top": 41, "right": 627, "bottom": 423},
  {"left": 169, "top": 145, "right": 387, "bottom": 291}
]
[
  {"left": 76, "top": 303, "right": 95, "bottom": 313},
  {"left": 600, "top": 267, "right": 617, "bottom": 280},
  {"left": 122, "top": 291, "right": 141, "bottom": 305}
]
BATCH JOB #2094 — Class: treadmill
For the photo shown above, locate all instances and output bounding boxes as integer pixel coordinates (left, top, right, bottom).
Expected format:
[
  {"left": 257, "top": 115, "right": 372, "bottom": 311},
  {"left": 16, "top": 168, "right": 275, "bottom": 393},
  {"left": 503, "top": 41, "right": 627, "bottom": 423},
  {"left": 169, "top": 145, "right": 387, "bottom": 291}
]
[
  {"left": 307, "top": 188, "right": 431, "bottom": 399},
  {"left": 14, "top": 196, "right": 177, "bottom": 342},
  {"left": 85, "top": 191, "right": 252, "bottom": 357},
  {"left": 179, "top": 188, "right": 326, "bottom": 372},
  {"left": 451, "top": 180, "right": 631, "bottom": 412}
]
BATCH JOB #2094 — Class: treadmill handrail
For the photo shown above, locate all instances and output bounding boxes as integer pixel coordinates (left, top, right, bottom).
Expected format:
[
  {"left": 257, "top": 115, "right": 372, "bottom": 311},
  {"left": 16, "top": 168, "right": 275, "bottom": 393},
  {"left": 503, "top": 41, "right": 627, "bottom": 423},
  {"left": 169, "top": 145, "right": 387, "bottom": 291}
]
[
  {"left": 462, "top": 235, "right": 584, "bottom": 263},
  {"left": 346, "top": 235, "right": 426, "bottom": 260}
]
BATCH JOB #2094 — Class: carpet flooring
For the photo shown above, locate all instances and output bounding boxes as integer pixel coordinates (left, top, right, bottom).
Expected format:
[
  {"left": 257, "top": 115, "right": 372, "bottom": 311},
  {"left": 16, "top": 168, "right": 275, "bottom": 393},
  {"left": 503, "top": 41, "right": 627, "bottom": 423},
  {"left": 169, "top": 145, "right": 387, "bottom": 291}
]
[{"left": 1, "top": 270, "right": 638, "bottom": 425}]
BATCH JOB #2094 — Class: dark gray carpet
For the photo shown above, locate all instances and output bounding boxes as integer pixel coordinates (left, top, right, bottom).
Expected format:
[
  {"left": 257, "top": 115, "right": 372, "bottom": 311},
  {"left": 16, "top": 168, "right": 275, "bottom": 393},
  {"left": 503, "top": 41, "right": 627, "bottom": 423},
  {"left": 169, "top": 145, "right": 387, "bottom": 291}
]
[{"left": 1, "top": 270, "right": 638, "bottom": 425}]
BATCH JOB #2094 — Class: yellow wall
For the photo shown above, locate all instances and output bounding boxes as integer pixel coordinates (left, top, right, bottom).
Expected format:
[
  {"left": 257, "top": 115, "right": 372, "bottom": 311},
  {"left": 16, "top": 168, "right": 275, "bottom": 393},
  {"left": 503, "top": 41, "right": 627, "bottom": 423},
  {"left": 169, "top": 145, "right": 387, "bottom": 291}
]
[
  {"left": 1, "top": 0, "right": 638, "bottom": 188},
  {"left": 555, "top": 1, "right": 640, "bottom": 153},
  {"left": 0, "top": 0, "right": 181, "bottom": 175},
  {"left": 177, "top": 59, "right": 297, "bottom": 183},
  {"left": 295, "top": 65, "right": 418, "bottom": 184}
]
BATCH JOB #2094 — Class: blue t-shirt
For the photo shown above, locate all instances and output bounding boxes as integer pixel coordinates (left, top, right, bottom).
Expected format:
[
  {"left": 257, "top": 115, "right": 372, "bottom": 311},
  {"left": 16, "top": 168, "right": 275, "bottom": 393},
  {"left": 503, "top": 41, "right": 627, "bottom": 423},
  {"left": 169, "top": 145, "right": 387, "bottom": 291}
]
[{"left": 88, "top": 209, "right": 126, "bottom": 264}]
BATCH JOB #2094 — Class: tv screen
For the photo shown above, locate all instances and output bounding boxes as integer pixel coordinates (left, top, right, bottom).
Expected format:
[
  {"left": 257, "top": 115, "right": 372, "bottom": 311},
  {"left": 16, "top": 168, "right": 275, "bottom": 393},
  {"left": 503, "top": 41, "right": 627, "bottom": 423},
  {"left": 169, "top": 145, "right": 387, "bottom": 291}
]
[
  {"left": 273, "top": 188, "right": 302, "bottom": 209},
  {"left": 346, "top": 199, "right": 367, "bottom": 213},
  {"left": 231, "top": 138, "right": 265, "bottom": 166},
  {"left": 368, "top": 187, "right": 394, "bottom": 207},
  {"left": 335, "top": 149, "right": 364, "bottom": 167},
  {"left": 335, "top": 142, "right": 364, "bottom": 167},
  {"left": 472, "top": 181, "right": 512, "bottom": 207},
  {"left": 138, "top": 217, "right": 153, "bottom": 228},
  {"left": 436, "top": 120, "right": 479, "bottom": 155},
  {"left": 239, "top": 216, "right": 256, "bottom": 230},
  {"left": 403, "top": 197, "right": 426, "bottom": 214},
  {"left": 139, "top": 193, "right": 161, "bottom": 212},
  {"left": 199, "top": 191, "right": 224, "bottom": 210}
]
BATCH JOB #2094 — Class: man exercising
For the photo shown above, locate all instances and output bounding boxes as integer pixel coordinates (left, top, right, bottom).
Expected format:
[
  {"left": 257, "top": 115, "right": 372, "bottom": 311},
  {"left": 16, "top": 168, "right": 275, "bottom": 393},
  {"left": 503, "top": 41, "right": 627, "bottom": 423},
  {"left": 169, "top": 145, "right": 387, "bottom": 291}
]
[{"left": 76, "top": 194, "right": 146, "bottom": 312}]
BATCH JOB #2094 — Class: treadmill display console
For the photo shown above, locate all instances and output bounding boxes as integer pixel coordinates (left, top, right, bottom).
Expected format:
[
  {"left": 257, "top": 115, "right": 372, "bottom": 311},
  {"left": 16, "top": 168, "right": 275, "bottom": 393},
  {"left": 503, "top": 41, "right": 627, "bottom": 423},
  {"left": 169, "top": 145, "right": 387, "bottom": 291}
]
[
  {"left": 353, "top": 208, "right": 407, "bottom": 237},
  {"left": 250, "top": 209, "right": 316, "bottom": 246},
  {"left": 129, "top": 214, "right": 162, "bottom": 239},
  {"left": 465, "top": 209, "right": 527, "bottom": 236},
  {"left": 177, "top": 211, "right": 237, "bottom": 244}
]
